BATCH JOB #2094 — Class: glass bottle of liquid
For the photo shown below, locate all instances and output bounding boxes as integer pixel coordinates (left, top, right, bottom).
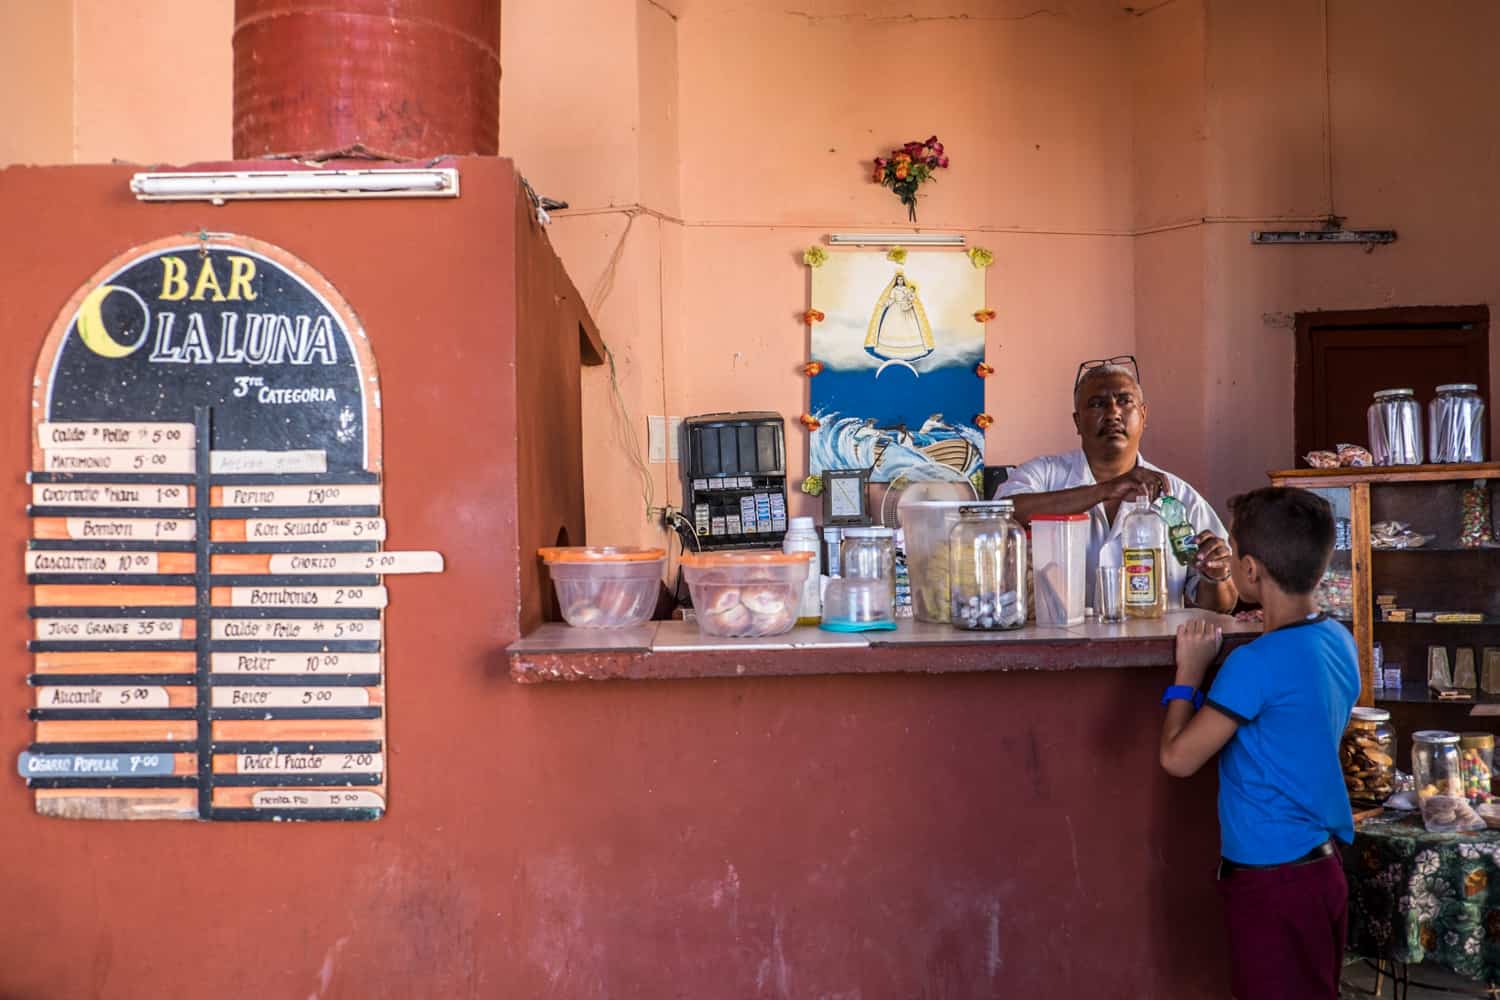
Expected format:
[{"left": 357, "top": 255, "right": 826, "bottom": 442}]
[
  {"left": 1122, "top": 499, "right": 1168, "bottom": 619},
  {"left": 1155, "top": 493, "right": 1199, "bottom": 567}
]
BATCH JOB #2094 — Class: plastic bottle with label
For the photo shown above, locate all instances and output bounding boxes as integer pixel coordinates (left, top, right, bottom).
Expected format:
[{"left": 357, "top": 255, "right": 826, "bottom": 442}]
[
  {"left": 1155, "top": 493, "right": 1199, "bottom": 567},
  {"left": 1121, "top": 499, "right": 1167, "bottom": 619},
  {"left": 783, "top": 516, "right": 823, "bottom": 625}
]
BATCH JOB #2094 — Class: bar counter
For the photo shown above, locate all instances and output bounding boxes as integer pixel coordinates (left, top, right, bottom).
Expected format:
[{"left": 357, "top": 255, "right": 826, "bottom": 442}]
[
  {"left": 506, "top": 607, "right": 1262, "bottom": 995},
  {"left": 508, "top": 609, "right": 1261, "bottom": 683}
]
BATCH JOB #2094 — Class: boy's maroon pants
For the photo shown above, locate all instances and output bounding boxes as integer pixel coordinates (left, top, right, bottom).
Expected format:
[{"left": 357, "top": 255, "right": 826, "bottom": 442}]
[{"left": 1216, "top": 852, "right": 1348, "bottom": 999}]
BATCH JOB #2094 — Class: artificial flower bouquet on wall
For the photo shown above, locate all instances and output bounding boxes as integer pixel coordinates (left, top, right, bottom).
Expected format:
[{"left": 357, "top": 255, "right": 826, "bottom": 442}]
[{"left": 872, "top": 136, "right": 949, "bottom": 222}]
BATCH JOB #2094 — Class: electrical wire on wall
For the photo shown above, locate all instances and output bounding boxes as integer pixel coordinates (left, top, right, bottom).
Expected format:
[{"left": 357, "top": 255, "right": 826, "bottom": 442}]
[{"left": 583, "top": 210, "right": 658, "bottom": 524}]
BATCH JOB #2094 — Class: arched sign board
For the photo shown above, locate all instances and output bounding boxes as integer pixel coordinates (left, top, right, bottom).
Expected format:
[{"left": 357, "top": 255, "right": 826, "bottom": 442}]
[{"left": 18, "top": 234, "right": 442, "bottom": 822}]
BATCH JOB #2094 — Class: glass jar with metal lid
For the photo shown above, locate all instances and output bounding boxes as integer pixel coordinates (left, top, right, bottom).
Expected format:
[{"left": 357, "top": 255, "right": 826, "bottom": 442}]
[
  {"left": 947, "top": 501, "right": 1028, "bottom": 630},
  {"left": 1368, "top": 388, "right": 1424, "bottom": 466},
  {"left": 1429, "top": 383, "right": 1486, "bottom": 464},
  {"left": 1341, "top": 707, "right": 1395, "bottom": 804},
  {"left": 1460, "top": 732, "right": 1494, "bottom": 804},
  {"left": 1413, "top": 730, "right": 1464, "bottom": 800}
]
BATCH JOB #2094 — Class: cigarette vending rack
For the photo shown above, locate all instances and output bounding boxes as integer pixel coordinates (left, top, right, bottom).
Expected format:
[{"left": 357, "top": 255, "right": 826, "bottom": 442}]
[{"left": 680, "top": 412, "right": 788, "bottom": 550}]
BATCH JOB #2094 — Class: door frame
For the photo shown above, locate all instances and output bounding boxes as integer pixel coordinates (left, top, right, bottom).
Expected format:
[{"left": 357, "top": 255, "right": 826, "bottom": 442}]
[{"left": 1294, "top": 305, "right": 1491, "bottom": 462}]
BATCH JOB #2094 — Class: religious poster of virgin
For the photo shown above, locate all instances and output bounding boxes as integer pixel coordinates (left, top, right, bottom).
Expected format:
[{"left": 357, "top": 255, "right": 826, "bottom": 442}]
[{"left": 808, "top": 251, "right": 986, "bottom": 483}]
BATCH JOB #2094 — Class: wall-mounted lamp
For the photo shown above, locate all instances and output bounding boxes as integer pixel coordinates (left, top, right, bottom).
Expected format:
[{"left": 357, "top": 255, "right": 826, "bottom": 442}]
[
  {"left": 129, "top": 168, "right": 461, "bottom": 204},
  {"left": 1250, "top": 229, "right": 1395, "bottom": 246},
  {"left": 827, "top": 232, "right": 966, "bottom": 247}
]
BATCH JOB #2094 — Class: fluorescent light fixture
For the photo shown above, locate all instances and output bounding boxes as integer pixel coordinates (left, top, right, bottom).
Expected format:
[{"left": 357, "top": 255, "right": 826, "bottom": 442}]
[
  {"left": 130, "top": 168, "right": 460, "bottom": 203},
  {"left": 1250, "top": 229, "right": 1395, "bottom": 245},
  {"left": 827, "top": 232, "right": 965, "bottom": 247}
]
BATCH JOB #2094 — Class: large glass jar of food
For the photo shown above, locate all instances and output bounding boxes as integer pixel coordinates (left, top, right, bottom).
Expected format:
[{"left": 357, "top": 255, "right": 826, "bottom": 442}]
[
  {"left": 1412, "top": 730, "right": 1481, "bottom": 831},
  {"left": 1460, "top": 732, "right": 1494, "bottom": 804},
  {"left": 948, "top": 502, "right": 1027, "bottom": 630},
  {"left": 1340, "top": 707, "right": 1395, "bottom": 804}
]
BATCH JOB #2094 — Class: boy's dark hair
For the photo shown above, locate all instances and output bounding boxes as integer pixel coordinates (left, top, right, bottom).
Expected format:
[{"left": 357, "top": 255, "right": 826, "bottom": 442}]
[{"left": 1227, "top": 487, "right": 1335, "bottom": 594}]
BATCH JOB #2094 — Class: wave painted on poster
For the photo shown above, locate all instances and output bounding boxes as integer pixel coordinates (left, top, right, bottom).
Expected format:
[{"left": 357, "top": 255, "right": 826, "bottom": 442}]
[{"left": 810, "top": 412, "right": 985, "bottom": 483}]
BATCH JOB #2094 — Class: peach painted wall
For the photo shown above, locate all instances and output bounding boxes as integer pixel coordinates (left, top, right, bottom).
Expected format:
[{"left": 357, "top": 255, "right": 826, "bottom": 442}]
[
  {"left": 71, "top": 0, "right": 232, "bottom": 164},
  {"left": 1132, "top": 0, "right": 1500, "bottom": 509},
  {"left": 6, "top": 0, "right": 1500, "bottom": 535},
  {"left": 671, "top": 0, "right": 1139, "bottom": 479},
  {"left": 506, "top": 0, "right": 1145, "bottom": 565},
  {"left": 0, "top": 3, "right": 74, "bottom": 165},
  {"left": 0, "top": 1, "right": 232, "bottom": 168}
]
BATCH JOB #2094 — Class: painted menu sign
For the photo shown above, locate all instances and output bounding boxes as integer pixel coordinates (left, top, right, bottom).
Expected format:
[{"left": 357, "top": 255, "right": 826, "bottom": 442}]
[{"left": 19, "top": 234, "right": 442, "bottom": 822}]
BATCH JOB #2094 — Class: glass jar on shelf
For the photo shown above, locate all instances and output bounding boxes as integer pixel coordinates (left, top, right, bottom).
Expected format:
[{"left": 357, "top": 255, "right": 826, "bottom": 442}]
[
  {"left": 1368, "top": 388, "right": 1424, "bottom": 466},
  {"left": 1429, "top": 383, "right": 1485, "bottom": 464},
  {"left": 1460, "top": 732, "right": 1494, "bottom": 805},
  {"left": 1341, "top": 707, "right": 1394, "bottom": 804},
  {"left": 1412, "top": 730, "right": 1483, "bottom": 831},
  {"left": 948, "top": 502, "right": 1027, "bottom": 630}
]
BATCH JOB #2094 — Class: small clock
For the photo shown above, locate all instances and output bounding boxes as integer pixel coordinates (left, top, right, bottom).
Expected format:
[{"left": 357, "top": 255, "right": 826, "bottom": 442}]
[{"left": 822, "top": 468, "right": 871, "bottom": 526}]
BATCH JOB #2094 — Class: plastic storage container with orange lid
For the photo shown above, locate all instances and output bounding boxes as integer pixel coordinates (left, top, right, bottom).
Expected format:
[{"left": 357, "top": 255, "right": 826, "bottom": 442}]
[
  {"left": 680, "top": 550, "right": 813, "bottom": 637},
  {"left": 538, "top": 546, "right": 665, "bottom": 629}
]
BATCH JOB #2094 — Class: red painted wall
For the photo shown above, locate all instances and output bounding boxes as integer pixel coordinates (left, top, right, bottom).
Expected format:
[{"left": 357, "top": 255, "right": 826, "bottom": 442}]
[{"left": 0, "top": 159, "right": 1228, "bottom": 998}]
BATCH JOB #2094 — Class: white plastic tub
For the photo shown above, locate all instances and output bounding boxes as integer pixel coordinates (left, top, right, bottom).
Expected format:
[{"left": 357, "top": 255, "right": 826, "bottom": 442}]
[
  {"left": 539, "top": 546, "right": 665, "bottom": 628},
  {"left": 1031, "top": 514, "right": 1088, "bottom": 625}
]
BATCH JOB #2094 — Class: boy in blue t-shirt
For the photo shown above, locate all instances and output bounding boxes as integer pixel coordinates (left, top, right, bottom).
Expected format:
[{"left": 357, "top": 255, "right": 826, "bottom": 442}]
[{"left": 1159, "top": 487, "right": 1360, "bottom": 999}]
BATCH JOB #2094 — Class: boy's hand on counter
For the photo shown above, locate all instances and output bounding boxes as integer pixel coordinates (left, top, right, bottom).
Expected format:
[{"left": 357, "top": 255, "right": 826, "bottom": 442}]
[{"left": 1174, "top": 619, "right": 1223, "bottom": 687}]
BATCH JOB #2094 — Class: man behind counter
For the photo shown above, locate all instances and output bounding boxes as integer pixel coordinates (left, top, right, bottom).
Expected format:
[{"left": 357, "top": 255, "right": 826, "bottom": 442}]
[{"left": 995, "top": 356, "right": 1238, "bottom": 613}]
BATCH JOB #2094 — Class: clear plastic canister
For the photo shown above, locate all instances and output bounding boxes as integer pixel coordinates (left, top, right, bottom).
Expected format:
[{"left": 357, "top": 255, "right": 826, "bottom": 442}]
[
  {"left": 841, "top": 527, "right": 896, "bottom": 604},
  {"left": 1429, "top": 383, "right": 1486, "bottom": 464},
  {"left": 1368, "top": 388, "right": 1424, "bottom": 466},
  {"left": 948, "top": 502, "right": 1027, "bottom": 630},
  {"left": 897, "top": 500, "right": 973, "bottom": 623},
  {"left": 1460, "top": 732, "right": 1494, "bottom": 804},
  {"left": 1030, "top": 514, "right": 1088, "bottom": 626},
  {"left": 1341, "top": 707, "right": 1394, "bottom": 804}
]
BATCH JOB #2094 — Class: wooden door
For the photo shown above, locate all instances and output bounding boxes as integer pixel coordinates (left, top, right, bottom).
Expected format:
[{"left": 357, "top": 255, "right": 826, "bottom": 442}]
[{"left": 1294, "top": 306, "right": 1490, "bottom": 462}]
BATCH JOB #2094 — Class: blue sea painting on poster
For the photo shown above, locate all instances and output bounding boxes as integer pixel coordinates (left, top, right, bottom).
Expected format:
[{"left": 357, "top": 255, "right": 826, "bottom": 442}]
[{"left": 808, "top": 251, "right": 986, "bottom": 483}]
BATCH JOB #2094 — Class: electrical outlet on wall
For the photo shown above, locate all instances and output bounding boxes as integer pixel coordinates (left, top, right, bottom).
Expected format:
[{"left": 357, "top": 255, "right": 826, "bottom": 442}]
[{"left": 647, "top": 415, "right": 668, "bottom": 463}]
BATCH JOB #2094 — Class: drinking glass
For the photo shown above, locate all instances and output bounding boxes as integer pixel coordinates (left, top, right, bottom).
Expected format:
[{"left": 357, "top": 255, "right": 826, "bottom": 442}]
[{"left": 1096, "top": 566, "right": 1126, "bottom": 624}]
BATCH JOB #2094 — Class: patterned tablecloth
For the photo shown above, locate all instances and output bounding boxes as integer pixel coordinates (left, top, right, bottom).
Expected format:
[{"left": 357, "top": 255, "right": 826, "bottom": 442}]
[{"left": 1347, "top": 811, "right": 1500, "bottom": 984}]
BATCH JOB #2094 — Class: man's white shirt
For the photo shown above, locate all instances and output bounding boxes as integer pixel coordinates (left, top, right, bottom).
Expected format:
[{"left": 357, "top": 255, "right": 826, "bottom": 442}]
[{"left": 994, "top": 449, "right": 1228, "bottom": 608}]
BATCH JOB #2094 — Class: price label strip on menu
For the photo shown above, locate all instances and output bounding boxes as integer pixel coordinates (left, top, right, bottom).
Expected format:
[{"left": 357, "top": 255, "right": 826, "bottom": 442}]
[{"left": 18, "top": 235, "right": 446, "bottom": 822}]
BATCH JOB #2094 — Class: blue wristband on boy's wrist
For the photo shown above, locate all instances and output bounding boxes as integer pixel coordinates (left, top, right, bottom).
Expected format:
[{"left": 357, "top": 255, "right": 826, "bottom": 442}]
[{"left": 1161, "top": 684, "right": 1205, "bottom": 709}]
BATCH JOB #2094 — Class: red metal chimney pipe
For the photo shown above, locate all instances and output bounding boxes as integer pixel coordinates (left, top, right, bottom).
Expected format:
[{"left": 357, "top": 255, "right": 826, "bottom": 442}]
[{"left": 233, "top": 0, "right": 500, "bottom": 160}]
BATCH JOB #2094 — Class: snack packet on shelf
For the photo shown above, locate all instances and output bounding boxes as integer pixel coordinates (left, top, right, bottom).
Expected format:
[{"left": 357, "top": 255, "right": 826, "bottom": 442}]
[
  {"left": 1460, "top": 482, "right": 1496, "bottom": 548},
  {"left": 1372, "top": 520, "right": 1433, "bottom": 550},
  {"left": 1304, "top": 450, "right": 1339, "bottom": 469},
  {"left": 1336, "top": 444, "right": 1373, "bottom": 467}
]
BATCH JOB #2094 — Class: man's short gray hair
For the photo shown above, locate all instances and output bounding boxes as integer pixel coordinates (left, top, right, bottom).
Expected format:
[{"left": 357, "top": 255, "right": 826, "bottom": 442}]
[{"left": 1074, "top": 364, "right": 1145, "bottom": 402}]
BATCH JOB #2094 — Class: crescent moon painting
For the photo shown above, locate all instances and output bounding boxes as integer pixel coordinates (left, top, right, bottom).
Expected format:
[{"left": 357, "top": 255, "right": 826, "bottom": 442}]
[
  {"left": 74, "top": 284, "right": 151, "bottom": 358},
  {"left": 807, "top": 250, "right": 987, "bottom": 484}
]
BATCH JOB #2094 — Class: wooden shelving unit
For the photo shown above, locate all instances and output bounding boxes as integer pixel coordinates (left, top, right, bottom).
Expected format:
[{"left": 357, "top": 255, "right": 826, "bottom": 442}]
[{"left": 1269, "top": 464, "right": 1500, "bottom": 712}]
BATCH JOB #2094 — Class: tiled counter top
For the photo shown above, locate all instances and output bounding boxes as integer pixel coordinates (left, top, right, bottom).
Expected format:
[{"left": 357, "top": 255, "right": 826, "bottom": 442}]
[{"left": 507, "top": 609, "right": 1260, "bottom": 683}]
